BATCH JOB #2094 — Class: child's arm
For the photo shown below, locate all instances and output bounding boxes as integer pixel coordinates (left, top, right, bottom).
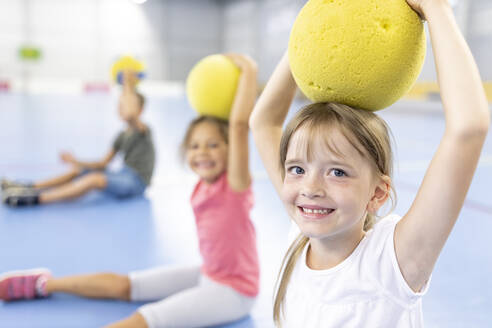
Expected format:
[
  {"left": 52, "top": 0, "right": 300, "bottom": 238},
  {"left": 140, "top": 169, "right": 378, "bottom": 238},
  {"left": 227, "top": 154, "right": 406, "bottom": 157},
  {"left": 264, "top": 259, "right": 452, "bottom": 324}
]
[
  {"left": 122, "top": 70, "right": 138, "bottom": 94},
  {"left": 395, "top": 0, "right": 490, "bottom": 292},
  {"left": 249, "top": 52, "right": 297, "bottom": 195},
  {"left": 226, "top": 54, "right": 258, "bottom": 192},
  {"left": 60, "top": 150, "right": 116, "bottom": 170}
]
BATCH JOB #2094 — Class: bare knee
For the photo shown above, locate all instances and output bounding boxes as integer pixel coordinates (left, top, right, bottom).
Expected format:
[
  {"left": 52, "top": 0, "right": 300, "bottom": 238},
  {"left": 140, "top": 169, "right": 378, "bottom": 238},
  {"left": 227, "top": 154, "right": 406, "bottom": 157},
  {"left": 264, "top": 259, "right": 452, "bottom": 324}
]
[
  {"left": 83, "top": 172, "right": 107, "bottom": 189},
  {"left": 69, "top": 166, "right": 83, "bottom": 177},
  {"left": 107, "top": 273, "right": 131, "bottom": 301},
  {"left": 128, "top": 313, "right": 148, "bottom": 328},
  {"left": 104, "top": 312, "right": 148, "bottom": 328}
]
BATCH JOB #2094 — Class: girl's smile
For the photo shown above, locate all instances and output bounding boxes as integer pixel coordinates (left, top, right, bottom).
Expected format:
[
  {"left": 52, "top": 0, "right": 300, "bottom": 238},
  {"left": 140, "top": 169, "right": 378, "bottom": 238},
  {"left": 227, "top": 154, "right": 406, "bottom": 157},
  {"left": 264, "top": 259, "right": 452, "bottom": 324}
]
[
  {"left": 192, "top": 159, "right": 217, "bottom": 169},
  {"left": 297, "top": 204, "right": 336, "bottom": 220}
]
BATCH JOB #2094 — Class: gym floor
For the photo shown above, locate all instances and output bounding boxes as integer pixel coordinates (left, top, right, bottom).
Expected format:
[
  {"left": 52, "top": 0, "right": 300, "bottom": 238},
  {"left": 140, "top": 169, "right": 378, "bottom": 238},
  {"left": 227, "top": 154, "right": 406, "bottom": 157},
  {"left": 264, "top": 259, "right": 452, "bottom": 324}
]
[{"left": 0, "top": 93, "right": 491, "bottom": 327}]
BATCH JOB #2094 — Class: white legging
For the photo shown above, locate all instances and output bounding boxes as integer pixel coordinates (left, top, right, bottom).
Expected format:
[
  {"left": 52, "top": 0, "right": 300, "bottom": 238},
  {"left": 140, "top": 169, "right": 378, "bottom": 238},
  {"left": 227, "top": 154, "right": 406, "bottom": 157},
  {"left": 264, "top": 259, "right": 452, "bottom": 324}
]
[{"left": 129, "top": 265, "right": 256, "bottom": 328}]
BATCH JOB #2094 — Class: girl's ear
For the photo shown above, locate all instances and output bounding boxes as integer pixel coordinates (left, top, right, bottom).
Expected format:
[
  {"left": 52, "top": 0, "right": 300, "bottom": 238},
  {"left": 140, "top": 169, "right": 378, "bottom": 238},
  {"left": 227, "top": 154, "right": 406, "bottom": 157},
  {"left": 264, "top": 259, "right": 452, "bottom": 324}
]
[{"left": 367, "top": 175, "right": 391, "bottom": 214}]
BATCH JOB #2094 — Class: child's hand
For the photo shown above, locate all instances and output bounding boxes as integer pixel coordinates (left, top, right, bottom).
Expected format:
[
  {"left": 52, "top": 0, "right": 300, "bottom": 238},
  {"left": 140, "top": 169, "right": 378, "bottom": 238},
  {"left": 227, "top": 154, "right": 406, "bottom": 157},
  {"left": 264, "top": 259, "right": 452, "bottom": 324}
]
[
  {"left": 406, "top": 0, "right": 450, "bottom": 19},
  {"left": 122, "top": 70, "right": 138, "bottom": 90},
  {"left": 60, "top": 151, "right": 76, "bottom": 165},
  {"left": 405, "top": 0, "right": 425, "bottom": 17},
  {"left": 225, "top": 53, "right": 258, "bottom": 73}
]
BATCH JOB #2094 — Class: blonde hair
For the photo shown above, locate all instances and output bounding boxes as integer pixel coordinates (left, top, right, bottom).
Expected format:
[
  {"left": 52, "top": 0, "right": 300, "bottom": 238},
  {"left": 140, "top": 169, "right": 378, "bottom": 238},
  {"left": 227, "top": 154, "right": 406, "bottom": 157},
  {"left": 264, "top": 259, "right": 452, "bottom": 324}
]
[
  {"left": 273, "top": 102, "right": 396, "bottom": 326},
  {"left": 180, "top": 115, "right": 229, "bottom": 161}
]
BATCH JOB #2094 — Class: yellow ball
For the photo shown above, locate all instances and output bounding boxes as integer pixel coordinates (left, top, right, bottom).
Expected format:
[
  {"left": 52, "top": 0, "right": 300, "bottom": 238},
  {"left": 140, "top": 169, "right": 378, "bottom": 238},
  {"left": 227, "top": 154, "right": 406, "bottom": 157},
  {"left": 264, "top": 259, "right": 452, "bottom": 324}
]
[
  {"left": 111, "top": 55, "right": 145, "bottom": 84},
  {"left": 288, "top": 0, "right": 426, "bottom": 111},
  {"left": 186, "top": 54, "right": 240, "bottom": 120}
]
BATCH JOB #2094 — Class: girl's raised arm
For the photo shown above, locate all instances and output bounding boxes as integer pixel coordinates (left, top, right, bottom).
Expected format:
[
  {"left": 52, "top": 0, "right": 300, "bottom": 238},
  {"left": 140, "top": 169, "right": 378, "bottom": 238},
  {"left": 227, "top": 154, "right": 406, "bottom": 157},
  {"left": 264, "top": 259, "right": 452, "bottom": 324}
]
[
  {"left": 396, "top": 0, "right": 490, "bottom": 293},
  {"left": 249, "top": 52, "right": 297, "bottom": 195},
  {"left": 122, "top": 69, "right": 138, "bottom": 94},
  {"left": 226, "top": 54, "right": 258, "bottom": 192}
]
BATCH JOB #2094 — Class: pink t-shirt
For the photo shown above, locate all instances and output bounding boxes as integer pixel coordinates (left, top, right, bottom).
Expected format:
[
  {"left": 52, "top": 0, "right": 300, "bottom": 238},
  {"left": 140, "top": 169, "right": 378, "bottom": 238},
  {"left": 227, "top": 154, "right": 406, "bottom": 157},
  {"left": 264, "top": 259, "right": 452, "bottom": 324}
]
[{"left": 190, "top": 172, "right": 259, "bottom": 297}]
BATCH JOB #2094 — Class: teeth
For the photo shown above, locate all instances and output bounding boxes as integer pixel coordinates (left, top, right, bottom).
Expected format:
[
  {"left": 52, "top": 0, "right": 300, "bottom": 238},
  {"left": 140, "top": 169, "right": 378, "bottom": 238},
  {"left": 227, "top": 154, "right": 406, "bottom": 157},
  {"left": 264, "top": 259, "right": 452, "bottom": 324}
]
[
  {"left": 302, "top": 207, "right": 330, "bottom": 214},
  {"left": 197, "top": 162, "right": 213, "bottom": 168}
]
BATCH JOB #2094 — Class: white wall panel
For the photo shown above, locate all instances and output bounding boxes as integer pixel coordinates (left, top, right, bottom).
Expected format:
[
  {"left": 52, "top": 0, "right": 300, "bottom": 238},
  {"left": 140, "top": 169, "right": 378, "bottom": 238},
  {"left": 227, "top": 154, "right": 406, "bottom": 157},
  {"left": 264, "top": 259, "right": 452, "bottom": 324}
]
[
  {"left": 0, "top": 0, "right": 24, "bottom": 79},
  {"left": 1, "top": 0, "right": 491, "bottom": 83},
  {"left": 223, "top": 0, "right": 492, "bottom": 83},
  {"left": 0, "top": 0, "right": 170, "bottom": 81},
  {"left": 224, "top": 0, "right": 302, "bottom": 83},
  {"left": 166, "top": 0, "right": 221, "bottom": 80}
]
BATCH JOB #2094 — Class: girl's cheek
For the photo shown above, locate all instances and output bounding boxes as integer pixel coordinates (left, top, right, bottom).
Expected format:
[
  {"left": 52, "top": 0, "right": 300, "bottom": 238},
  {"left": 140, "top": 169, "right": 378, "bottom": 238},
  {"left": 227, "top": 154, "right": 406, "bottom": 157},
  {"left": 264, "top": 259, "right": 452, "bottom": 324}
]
[
  {"left": 219, "top": 149, "right": 228, "bottom": 166},
  {"left": 185, "top": 152, "right": 193, "bottom": 167},
  {"left": 280, "top": 183, "right": 296, "bottom": 205},
  {"left": 219, "top": 150, "right": 227, "bottom": 162}
]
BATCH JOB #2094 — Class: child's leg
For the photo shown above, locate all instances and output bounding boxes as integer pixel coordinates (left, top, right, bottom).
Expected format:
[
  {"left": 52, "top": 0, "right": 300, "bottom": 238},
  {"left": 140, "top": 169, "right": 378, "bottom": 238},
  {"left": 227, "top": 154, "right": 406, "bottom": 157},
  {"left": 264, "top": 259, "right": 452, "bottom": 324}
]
[
  {"left": 1, "top": 167, "right": 82, "bottom": 191},
  {"left": 39, "top": 172, "right": 107, "bottom": 204},
  {"left": 45, "top": 273, "right": 130, "bottom": 300},
  {"left": 129, "top": 265, "right": 201, "bottom": 302},
  {"left": 0, "top": 269, "right": 130, "bottom": 302},
  {"left": 103, "top": 265, "right": 202, "bottom": 328},
  {"left": 104, "top": 313, "right": 148, "bottom": 328},
  {"left": 33, "top": 167, "right": 83, "bottom": 189},
  {"left": 44, "top": 265, "right": 201, "bottom": 303},
  {"left": 135, "top": 275, "right": 255, "bottom": 328}
]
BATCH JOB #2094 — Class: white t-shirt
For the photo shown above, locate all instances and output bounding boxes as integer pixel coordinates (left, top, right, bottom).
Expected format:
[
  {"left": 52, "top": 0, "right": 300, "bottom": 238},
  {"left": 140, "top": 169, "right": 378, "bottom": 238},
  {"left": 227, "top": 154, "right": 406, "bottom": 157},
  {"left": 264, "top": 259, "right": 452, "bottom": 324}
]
[{"left": 283, "top": 214, "right": 430, "bottom": 328}]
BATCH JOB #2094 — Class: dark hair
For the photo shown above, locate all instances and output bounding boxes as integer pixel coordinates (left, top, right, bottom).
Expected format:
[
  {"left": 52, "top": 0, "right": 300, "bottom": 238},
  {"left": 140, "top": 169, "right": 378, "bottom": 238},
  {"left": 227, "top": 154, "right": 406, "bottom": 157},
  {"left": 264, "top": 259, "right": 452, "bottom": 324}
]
[
  {"left": 180, "top": 115, "right": 229, "bottom": 161},
  {"left": 136, "top": 92, "right": 145, "bottom": 109}
]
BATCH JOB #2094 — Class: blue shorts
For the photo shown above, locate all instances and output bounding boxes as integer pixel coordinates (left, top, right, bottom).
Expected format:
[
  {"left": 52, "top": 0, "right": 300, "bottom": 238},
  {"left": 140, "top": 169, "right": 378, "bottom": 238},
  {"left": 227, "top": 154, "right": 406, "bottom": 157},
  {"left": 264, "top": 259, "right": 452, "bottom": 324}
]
[{"left": 79, "top": 166, "right": 146, "bottom": 198}]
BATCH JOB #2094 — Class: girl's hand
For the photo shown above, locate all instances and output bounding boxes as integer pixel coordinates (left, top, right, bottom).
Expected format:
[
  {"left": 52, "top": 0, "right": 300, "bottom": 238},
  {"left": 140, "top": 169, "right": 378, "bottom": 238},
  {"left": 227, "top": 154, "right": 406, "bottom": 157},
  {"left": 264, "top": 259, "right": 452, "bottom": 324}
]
[
  {"left": 405, "top": 0, "right": 450, "bottom": 19},
  {"left": 225, "top": 53, "right": 258, "bottom": 73},
  {"left": 60, "top": 151, "right": 76, "bottom": 165},
  {"left": 405, "top": 0, "right": 426, "bottom": 18},
  {"left": 122, "top": 69, "right": 138, "bottom": 91}
]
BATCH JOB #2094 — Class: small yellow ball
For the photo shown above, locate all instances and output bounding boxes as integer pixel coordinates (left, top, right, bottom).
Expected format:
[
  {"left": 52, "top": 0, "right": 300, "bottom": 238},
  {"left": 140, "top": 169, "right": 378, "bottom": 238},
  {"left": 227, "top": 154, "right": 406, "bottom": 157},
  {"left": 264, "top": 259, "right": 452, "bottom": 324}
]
[
  {"left": 111, "top": 55, "right": 145, "bottom": 84},
  {"left": 186, "top": 55, "right": 240, "bottom": 120},
  {"left": 288, "top": 0, "right": 426, "bottom": 111}
]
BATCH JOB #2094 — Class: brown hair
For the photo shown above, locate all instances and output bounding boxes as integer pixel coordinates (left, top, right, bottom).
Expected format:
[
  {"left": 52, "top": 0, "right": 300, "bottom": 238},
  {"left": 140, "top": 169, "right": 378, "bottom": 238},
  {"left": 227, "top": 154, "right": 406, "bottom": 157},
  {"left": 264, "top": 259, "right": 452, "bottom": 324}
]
[
  {"left": 135, "top": 92, "right": 145, "bottom": 109},
  {"left": 180, "top": 115, "right": 229, "bottom": 160},
  {"left": 273, "top": 102, "right": 396, "bottom": 326}
]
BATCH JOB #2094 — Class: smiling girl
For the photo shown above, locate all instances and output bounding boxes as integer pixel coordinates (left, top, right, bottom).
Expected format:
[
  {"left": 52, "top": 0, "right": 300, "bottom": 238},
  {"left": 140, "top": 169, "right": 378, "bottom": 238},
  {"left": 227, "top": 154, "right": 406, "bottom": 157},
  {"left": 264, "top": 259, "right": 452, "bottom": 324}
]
[
  {"left": 250, "top": 0, "right": 490, "bottom": 327},
  {"left": 0, "top": 54, "right": 259, "bottom": 328}
]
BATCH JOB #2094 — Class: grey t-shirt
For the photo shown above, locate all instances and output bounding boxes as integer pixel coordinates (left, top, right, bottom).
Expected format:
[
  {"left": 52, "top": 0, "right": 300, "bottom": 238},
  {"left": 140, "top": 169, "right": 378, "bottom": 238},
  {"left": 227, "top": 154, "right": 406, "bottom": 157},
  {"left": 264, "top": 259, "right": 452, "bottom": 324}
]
[{"left": 113, "top": 127, "right": 155, "bottom": 185}]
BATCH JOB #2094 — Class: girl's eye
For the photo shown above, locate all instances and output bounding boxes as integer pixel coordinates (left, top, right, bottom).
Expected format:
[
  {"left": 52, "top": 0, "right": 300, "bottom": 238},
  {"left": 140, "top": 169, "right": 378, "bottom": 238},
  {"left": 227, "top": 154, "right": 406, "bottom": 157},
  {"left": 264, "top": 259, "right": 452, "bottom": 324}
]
[
  {"left": 330, "top": 169, "right": 346, "bottom": 177},
  {"left": 189, "top": 144, "right": 199, "bottom": 150},
  {"left": 288, "top": 166, "right": 305, "bottom": 175},
  {"left": 209, "top": 143, "right": 218, "bottom": 148}
]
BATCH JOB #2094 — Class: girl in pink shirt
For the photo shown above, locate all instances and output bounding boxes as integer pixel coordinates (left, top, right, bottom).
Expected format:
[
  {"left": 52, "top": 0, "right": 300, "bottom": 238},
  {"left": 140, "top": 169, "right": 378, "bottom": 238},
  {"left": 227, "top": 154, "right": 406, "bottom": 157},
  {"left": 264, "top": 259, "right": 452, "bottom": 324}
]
[{"left": 0, "top": 54, "right": 260, "bottom": 328}]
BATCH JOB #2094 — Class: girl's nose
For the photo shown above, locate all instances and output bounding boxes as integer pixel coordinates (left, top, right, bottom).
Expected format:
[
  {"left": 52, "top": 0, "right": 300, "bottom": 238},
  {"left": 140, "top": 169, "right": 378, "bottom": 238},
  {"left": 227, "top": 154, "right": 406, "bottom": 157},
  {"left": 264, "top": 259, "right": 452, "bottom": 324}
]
[
  {"left": 195, "top": 145, "right": 208, "bottom": 154},
  {"left": 300, "top": 175, "right": 325, "bottom": 199}
]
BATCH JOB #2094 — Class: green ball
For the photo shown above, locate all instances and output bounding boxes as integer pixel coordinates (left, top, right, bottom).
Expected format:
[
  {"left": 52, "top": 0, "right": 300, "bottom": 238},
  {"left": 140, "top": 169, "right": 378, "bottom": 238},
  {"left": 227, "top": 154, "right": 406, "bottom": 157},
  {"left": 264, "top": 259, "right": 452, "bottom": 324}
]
[{"left": 19, "top": 46, "right": 42, "bottom": 61}]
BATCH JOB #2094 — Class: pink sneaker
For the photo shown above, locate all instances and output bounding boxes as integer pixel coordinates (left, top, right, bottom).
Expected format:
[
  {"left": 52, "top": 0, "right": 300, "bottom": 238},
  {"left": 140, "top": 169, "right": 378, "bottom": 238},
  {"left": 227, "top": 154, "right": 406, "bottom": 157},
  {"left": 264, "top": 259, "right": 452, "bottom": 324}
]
[{"left": 0, "top": 268, "right": 51, "bottom": 301}]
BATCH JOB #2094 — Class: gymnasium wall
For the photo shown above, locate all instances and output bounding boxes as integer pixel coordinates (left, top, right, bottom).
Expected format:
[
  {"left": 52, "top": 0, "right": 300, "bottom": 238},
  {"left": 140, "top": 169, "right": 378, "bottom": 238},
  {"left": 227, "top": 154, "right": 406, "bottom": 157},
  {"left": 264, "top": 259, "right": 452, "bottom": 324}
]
[
  {"left": 223, "top": 0, "right": 304, "bottom": 82},
  {"left": 0, "top": 0, "right": 491, "bottom": 88},
  {"left": 0, "top": 0, "right": 222, "bottom": 84},
  {"left": 223, "top": 0, "right": 492, "bottom": 82},
  {"left": 468, "top": 0, "right": 492, "bottom": 79}
]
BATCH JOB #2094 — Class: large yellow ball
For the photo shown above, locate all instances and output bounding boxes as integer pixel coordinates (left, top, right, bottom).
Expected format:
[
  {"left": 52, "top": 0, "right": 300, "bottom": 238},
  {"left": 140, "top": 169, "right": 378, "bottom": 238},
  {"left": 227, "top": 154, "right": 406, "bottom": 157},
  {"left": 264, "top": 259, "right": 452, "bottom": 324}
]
[
  {"left": 186, "top": 55, "right": 240, "bottom": 120},
  {"left": 288, "top": 0, "right": 426, "bottom": 111}
]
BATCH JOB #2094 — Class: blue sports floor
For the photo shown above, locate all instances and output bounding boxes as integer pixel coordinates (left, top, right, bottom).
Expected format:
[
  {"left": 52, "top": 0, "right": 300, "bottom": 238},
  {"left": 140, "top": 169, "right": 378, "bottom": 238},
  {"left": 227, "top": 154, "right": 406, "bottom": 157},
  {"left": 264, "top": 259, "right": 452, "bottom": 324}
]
[{"left": 0, "top": 93, "right": 491, "bottom": 327}]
